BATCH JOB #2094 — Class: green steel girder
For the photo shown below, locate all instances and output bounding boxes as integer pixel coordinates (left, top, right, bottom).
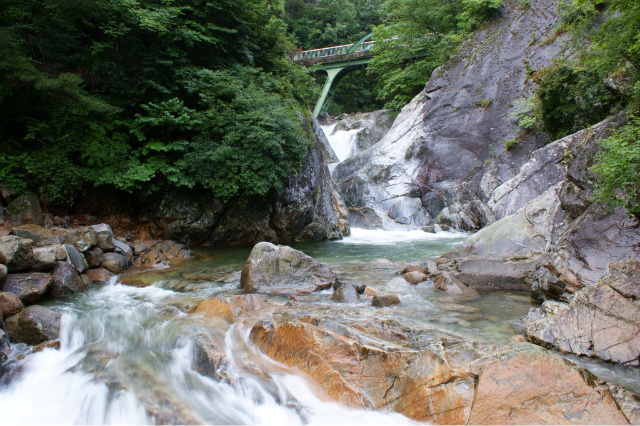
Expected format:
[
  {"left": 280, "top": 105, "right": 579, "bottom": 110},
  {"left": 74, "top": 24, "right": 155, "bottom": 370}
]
[{"left": 312, "top": 57, "right": 371, "bottom": 117}]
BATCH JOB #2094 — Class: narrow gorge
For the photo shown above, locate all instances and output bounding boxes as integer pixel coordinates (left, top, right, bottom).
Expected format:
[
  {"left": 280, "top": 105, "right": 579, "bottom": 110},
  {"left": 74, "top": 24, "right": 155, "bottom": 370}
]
[{"left": 1, "top": 0, "right": 639, "bottom": 424}]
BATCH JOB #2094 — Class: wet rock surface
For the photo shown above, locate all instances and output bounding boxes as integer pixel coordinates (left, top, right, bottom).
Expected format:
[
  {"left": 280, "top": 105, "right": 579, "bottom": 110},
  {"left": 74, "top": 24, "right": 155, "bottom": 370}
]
[
  {"left": 1, "top": 273, "right": 53, "bottom": 305},
  {"left": 49, "top": 262, "right": 85, "bottom": 298},
  {"left": 5, "top": 305, "right": 61, "bottom": 345},
  {"left": 240, "top": 242, "right": 337, "bottom": 295},
  {"left": 522, "top": 260, "right": 640, "bottom": 366}
]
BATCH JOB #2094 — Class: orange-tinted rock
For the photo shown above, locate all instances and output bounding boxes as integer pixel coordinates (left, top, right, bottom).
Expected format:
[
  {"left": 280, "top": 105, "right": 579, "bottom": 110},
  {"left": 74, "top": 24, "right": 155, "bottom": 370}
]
[
  {"left": 193, "top": 299, "right": 234, "bottom": 323},
  {"left": 249, "top": 319, "right": 477, "bottom": 423},
  {"left": 468, "top": 351, "right": 629, "bottom": 424}
]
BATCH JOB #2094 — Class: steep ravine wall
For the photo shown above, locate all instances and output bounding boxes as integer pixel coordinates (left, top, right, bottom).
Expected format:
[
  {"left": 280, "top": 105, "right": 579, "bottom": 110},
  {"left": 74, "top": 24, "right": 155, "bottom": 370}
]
[{"left": 333, "top": 0, "right": 569, "bottom": 231}]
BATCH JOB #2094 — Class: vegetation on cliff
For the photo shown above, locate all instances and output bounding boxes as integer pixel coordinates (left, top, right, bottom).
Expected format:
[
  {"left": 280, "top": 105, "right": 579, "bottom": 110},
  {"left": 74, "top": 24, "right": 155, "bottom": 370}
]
[
  {"left": 0, "top": 0, "right": 316, "bottom": 205},
  {"left": 517, "top": 0, "right": 640, "bottom": 216}
]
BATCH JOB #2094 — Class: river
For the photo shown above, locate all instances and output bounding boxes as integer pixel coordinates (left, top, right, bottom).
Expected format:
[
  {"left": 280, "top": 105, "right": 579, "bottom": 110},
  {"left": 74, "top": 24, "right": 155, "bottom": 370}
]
[{"left": 0, "top": 228, "right": 540, "bottom": 425}]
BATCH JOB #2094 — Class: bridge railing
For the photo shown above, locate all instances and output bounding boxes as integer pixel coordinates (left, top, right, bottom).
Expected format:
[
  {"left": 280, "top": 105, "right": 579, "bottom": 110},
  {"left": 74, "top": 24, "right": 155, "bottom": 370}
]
[{"left": 292, "top": 41, "right": 376, "bottom": 62}]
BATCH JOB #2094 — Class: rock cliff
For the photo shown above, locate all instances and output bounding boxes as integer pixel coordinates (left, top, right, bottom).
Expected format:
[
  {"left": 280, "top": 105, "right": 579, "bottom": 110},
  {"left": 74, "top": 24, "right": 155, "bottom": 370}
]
[
  {"left": 333, "top": 0, "right": 569, "bottom": 230},
  {"left": 141, "top": 117, "right": 350, "bottom": 246}
]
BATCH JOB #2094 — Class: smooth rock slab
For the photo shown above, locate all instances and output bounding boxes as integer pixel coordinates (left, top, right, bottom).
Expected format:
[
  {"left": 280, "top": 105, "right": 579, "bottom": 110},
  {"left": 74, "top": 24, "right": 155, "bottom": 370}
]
[
  {"left": 64, "top": 244, "right": 88, "bottom": 273},
  {"left": 468, "top": 351, "right": 628, "bottom": 424},
  {"left": 5, "top": 305, "right": 61, "bottom": 345},
  {"left": 1, "top": 273, "right": 53, "bottom": 305},
  {"left": 240, "top": 242, "right": 336, "bottom": 295}
]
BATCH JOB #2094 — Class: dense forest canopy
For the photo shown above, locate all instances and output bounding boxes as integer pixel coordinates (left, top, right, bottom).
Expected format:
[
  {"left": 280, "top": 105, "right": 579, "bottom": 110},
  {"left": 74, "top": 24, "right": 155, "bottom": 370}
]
[{"left": 0, "top": 0, "right": 316, "bottom": 205}]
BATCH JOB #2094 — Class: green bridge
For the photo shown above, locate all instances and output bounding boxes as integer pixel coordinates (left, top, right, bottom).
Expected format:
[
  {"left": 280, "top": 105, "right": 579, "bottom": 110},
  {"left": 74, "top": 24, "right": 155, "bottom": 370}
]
[{"left": 293, "top": 34, "right": 375, "bottom": 117}]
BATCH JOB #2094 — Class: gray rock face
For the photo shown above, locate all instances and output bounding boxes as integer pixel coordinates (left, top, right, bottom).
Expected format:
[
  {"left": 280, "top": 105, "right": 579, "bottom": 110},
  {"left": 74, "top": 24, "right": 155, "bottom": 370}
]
[
  {"left": 156, "top": 117, "right": 350, "bottom": 246},
  {"left": 0, "top": 273, "right": 53, "bottom": 305},
  {"left": 49, "top": 262, "right": 85, "bottom": 298},
  {"left": 522, "top": 260, "right": 640, "bottom": 366},
  {"left": 332, "top": 0, "right": 568, "bottom": 230},
  {"left": 240, "top": 242, "right": 337, "bottom": 295},
  {"left": 0, "top": 236, "right": 35, "bottom": 272},
  {"left": 92, "top": 224, "right": 116, "bottom": 251},
  {"left": 5, "top": 305, "right": 61, "bottom": 345},
  {"left": 435, "top": 115, "right": 640, "bottom": 298}
]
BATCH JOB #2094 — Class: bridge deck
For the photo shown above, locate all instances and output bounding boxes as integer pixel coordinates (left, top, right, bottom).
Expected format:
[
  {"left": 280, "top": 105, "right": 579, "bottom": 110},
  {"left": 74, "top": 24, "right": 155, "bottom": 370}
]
[{"left": 292, "top": 41, "right": 375, "bottom": 65}]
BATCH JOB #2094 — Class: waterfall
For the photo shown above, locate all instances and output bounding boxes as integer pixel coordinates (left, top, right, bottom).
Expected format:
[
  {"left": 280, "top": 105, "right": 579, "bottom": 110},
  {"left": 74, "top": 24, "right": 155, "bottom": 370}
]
[{"left": 320, "top": 123, "right": 361, "bottom": 163}]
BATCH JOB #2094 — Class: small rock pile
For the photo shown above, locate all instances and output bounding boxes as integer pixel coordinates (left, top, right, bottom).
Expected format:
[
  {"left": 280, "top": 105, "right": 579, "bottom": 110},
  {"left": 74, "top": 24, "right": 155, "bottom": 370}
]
[{"left": 0, "top": 222, "right": 192, "bottom": 362}]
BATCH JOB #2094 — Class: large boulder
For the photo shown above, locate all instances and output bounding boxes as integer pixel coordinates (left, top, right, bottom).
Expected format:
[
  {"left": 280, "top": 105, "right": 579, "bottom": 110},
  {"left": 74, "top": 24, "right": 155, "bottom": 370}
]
[
  {"left": 48, "top": 262, "right": 86, "bottom": 298},
  {"left": 522, "top": 260, "right": 640, "bottom": 366},
  {"left": 91, "top": 223, "right": 116, "bottom": 251},
  {"left": 5, "top": 305, "right": 61, "bottom": 345},
  {"left": 100, "top": 252, "right": 128, "bottom": 274},
  {"left": 11, "top": 224, "right": 60, "bottom": 246},
  {"left": 240, "top": 242, "right": 337, "bottom": 294},
  {"left": 31, "top": 245, "right": 66, "bottom": 271},
  {"left": 0, "top": 273, "right": 52, "bottom": 304},
  {"left": 6, "top": 193, "right": 43, "bottom": 225},
  {"left": 63, "top": 227, "right": 98, "bottom": 252},
  {"left": 0, "top": 291, "right": 24, "bottom": 318},
  {"left": 0, "top": 236, "right": 35, "bottom": 272}
]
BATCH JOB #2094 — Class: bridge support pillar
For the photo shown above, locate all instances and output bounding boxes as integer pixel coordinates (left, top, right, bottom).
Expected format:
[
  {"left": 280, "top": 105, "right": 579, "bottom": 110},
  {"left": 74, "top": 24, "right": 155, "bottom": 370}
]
[{"left": 313, "top": 67, "right": 345, "bottom": 118}]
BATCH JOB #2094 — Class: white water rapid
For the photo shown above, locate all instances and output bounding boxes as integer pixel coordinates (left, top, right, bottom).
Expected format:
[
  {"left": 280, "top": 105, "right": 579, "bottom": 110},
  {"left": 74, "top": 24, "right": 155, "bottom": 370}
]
[
  {"left": 0, "top": 277, "right": 420, "bottom": 425},
  {"left": 321, "top": 123, "right": 361, "bottom": 164}
]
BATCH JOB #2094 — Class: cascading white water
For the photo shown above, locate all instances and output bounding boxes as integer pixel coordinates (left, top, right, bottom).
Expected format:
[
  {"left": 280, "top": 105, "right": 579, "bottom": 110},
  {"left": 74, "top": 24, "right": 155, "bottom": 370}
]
[
  {"left": 321, "top": 123, "right": 362, "bottom": 163},
  {"left": 0, "top": 279, "right": 420, "bottom": 425}
]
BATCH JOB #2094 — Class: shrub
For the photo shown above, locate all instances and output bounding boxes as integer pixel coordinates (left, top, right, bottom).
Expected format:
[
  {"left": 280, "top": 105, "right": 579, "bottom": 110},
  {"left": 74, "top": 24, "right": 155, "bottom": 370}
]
[{"left": 592, "top": 115, "right": 640, "bottom": 220}]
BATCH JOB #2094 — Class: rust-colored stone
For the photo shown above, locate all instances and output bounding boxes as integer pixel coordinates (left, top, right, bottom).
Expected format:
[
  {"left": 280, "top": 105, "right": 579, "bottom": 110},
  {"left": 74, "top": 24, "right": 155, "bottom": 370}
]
[{"left": 468, "top": 352, "right": 629, "bottom": 424}]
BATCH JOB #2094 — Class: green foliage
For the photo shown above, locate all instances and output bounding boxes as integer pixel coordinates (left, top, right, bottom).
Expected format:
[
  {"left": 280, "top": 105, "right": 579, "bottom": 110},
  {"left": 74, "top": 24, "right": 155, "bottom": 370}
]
[
  {"left": 368, "top": 0, "right": 502, "bottom": 110},
  {"left": 285, "top": 0, "right": 385, "bottom": 50},
  {"left": 504, "top": 138, "right": 518, "bottom": 150},
  {"left": 0, "top": 0, "right": 314, "bottom": 205},
  {"left": 477, "top": 98, "right": 492, "bottom": 108},
  {"left": 536, "top": 64, "right": 618, "bottom": 140},
  {"left": 592, "top": 115, "right": 640, "bottom": 219},
  {"left": 510, "top": 97, "right": 541, "bottom": 132}
]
